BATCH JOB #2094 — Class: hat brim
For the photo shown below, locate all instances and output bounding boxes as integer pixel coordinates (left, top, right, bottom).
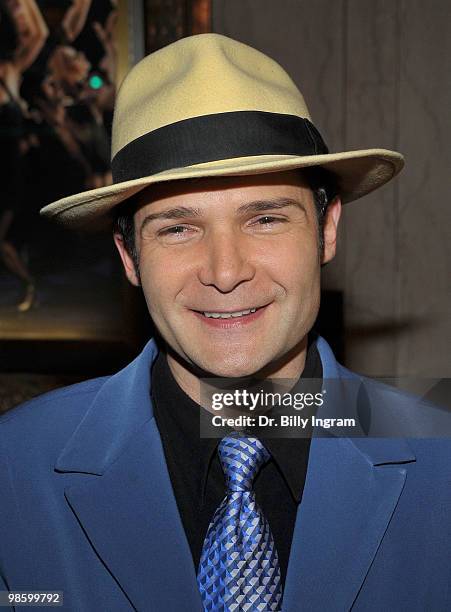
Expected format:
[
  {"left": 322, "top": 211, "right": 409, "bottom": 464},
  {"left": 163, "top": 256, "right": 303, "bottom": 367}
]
[{"left": 40, "top": 148, "right": 404, "bottom": 230}]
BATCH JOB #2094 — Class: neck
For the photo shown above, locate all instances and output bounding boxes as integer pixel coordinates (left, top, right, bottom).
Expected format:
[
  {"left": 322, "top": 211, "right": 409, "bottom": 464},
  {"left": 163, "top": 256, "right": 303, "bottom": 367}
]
[{"left": 165, "top": 336, "right": 309, "bottom": 406}]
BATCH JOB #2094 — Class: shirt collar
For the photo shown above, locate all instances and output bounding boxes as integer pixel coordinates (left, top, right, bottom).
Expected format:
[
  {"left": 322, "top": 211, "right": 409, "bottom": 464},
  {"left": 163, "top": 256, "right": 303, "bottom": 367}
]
[{"left": 151, "top": 335, "right": 322, "bottom": 505}]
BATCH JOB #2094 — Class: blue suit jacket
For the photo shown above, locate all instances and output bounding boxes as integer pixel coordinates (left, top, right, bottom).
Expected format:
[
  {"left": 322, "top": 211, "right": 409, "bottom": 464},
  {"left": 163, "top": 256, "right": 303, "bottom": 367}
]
[{"left": 1, "top": 336, "right": 450, "bottom": 611}]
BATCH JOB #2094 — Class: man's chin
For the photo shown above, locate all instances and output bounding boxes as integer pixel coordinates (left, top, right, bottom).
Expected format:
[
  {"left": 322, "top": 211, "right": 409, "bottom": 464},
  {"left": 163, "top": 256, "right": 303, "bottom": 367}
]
[{"left": 188, "top": 353, "right": 269, "bottom": 379}]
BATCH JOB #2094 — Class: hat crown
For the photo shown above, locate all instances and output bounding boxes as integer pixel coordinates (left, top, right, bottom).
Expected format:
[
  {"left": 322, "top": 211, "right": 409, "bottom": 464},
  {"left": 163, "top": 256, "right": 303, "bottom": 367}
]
[{"left": 112, "top": 33, "right": 311, "bottom": 158}]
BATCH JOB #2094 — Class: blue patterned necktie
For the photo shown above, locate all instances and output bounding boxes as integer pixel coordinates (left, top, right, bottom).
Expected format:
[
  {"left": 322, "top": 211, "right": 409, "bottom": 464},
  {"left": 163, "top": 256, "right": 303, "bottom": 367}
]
[{"left": 197, "top": 435, "right": 283, "bottom": 611}]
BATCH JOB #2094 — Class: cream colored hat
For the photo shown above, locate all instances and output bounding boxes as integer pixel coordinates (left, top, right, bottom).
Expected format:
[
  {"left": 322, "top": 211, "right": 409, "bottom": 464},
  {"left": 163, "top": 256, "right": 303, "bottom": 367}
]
[{"left": 40, "top": 33, "right": 404, "bottom": 228}]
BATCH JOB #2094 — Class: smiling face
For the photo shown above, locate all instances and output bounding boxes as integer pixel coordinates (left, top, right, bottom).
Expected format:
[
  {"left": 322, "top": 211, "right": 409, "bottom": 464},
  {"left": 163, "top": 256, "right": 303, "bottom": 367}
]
[{"left": 114, "top": 170, "right": 341, "bottom": 392}]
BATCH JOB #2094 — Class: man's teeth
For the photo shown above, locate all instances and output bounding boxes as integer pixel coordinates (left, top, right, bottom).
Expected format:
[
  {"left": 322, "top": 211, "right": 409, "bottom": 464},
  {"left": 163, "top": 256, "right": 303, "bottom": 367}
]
[{"left": 203, "top": 308, "right": 257, "bottom": 319}]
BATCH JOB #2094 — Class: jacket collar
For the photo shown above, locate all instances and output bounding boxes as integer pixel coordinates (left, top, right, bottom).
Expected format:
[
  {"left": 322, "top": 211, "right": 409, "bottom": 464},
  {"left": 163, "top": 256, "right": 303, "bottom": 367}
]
[
  {"left": 56, "top": 336, "right": 415, "bottom": 474},
  {"left": 55, "top": 340, "right": 158, "bottom": 474},
  {"left": 315, "top": 335, "right": 415, "bottom": 465}
]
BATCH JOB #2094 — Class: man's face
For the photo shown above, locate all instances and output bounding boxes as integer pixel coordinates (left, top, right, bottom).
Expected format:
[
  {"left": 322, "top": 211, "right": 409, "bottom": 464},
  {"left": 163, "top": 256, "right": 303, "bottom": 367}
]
[{"left": 115, "top": 170, "right": 340, "bottom": 378}]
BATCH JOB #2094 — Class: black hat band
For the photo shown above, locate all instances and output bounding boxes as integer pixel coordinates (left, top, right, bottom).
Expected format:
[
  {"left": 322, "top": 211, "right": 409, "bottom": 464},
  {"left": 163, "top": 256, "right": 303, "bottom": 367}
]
[{"left": 111, "top": 110, "right": 329, "bottom": 184}]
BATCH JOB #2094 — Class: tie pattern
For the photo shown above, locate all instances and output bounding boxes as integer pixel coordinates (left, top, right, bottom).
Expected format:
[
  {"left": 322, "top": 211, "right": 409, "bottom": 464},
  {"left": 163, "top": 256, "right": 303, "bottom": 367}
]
[{"left": 197, "top": 435, "right": 283, "bottom": 611}]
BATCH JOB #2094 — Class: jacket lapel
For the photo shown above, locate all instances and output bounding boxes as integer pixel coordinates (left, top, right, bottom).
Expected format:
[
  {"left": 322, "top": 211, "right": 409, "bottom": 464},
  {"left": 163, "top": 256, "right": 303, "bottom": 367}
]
[
  {"left": 281, "top": 337, "right": 416, "bottom": 611},
  {"left": 282, "top": 434, "right": 414, "bottom": 611},
  {"left": 56, "top": 340, "right": 203, "bottom": 611}
]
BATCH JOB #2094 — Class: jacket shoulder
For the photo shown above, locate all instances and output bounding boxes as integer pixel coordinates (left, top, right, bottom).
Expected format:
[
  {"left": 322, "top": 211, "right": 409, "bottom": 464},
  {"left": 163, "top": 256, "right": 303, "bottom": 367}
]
[
  {"left": 334, "top": 364, "right": 451, "bottom": 462},
  {"left": 0, "top": 377, "right": 109, "bottom": 449}
]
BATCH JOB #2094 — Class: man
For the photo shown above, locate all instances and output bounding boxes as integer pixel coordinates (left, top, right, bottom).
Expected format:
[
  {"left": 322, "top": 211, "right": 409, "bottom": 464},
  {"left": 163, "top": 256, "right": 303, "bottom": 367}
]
[{"left": 1, "top": 34, "right": 450, "bottom": 611}]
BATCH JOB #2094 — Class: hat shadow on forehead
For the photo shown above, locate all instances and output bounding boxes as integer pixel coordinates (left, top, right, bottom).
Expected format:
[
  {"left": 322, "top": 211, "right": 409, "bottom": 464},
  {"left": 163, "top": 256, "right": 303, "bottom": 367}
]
[
  {"left": 132, "top": 168, "right": 312, "bottom": 205},
  {"left": 121, "top": 168, "right": 334, "bottom": 234},
  {"left": 40, "top": 33, "right": 404, "bottom": 231}
]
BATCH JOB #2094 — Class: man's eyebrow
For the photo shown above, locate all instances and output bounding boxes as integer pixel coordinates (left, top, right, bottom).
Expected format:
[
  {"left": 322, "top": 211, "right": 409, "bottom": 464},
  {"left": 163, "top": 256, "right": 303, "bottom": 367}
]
[
  {"left": 140, "top": 206, "right": 202, "bottom": 230},
  {"left": 237, "top": 197, "right": 307, "bottom": 215}
]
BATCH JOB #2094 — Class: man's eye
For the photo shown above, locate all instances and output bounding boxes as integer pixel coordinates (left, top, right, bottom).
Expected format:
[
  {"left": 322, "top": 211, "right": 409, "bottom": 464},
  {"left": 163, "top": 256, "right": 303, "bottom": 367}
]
[
  {"left": 159, "top": 225, "right": 190, "bottom": 235},
  {"left": 156, "top": 224, "right": 198, "bottom": 242},
  {"left": 252, "top": 216, "right": 287, "bottom": 226}
]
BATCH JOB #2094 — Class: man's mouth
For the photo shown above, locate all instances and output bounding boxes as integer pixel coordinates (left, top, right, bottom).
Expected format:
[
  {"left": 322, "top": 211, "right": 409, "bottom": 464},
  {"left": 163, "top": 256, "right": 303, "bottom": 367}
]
[
  {"left": 190, "top": 305, "right": 269, "bottom": 326},
  {"left": 201, "top": 308, "right": 258, "bottom": 319}
]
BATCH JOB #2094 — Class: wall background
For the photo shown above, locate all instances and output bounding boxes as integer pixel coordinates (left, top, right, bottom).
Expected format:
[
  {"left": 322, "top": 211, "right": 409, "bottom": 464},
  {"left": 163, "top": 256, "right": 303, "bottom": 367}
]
[
  {"left": 212, "top": 0, "right": 450, "bottom": 378},
  {"left": 2, "top": 1, "right": 449, "bottom": 414}
]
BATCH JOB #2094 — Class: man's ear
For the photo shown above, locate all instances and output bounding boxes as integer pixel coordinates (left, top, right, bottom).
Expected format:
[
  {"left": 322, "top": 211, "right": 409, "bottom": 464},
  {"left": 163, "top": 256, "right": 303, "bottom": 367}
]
[
  {"left": 113, "top": 233, "right": 140, "bottom": 286},
  {"left": 321, "top": 196, "right": 342, "bottom": 265}
]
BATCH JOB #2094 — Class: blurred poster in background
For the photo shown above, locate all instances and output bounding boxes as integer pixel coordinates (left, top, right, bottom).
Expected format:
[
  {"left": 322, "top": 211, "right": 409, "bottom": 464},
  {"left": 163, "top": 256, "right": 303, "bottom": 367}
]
[
  {"left": 0, "top": 0, "right": 120, "bottom": 345},
  {"left": 143, "top": 0, "right": 211, "bottom": 52},
  {"left": 0, "top": 0, "right": 213, "bottom": 411}
]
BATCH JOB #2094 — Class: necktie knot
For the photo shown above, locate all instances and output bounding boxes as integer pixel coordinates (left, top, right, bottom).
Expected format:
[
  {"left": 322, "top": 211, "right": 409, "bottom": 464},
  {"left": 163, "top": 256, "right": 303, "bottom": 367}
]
[{"left": 218, "top": 435, "right": 270, "bottom": 492}]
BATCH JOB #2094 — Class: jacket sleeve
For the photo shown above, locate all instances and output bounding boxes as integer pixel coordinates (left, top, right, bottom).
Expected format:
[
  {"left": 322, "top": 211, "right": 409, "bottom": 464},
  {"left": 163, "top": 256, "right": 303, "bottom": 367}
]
[{"left": 0, "top": 426, "right": 14, "bottom": 596}]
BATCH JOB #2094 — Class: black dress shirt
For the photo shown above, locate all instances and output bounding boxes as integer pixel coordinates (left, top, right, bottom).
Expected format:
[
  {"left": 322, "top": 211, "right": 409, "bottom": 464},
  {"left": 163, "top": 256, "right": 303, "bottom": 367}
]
[{"left": 151, "top": 338, "right": 322, "bottom": 589}]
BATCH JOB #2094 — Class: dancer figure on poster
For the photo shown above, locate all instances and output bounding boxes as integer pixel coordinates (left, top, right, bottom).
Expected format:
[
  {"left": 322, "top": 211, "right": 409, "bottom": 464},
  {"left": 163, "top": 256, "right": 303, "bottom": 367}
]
[{"left": 0, "top": 0, "right": 47, "bottom": 312}]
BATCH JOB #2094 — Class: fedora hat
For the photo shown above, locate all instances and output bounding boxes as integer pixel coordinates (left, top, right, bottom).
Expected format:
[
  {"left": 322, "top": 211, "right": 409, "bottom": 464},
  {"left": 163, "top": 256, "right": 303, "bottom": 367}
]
[{"left": 40, "top": 33, "right": 404, "bottom": 228}]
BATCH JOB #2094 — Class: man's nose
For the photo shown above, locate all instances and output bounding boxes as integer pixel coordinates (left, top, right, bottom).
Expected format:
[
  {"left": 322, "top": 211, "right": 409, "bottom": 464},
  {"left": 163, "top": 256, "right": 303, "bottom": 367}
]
[{"left": 197, "top": 230, "right": 255, "bottom": 293}]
